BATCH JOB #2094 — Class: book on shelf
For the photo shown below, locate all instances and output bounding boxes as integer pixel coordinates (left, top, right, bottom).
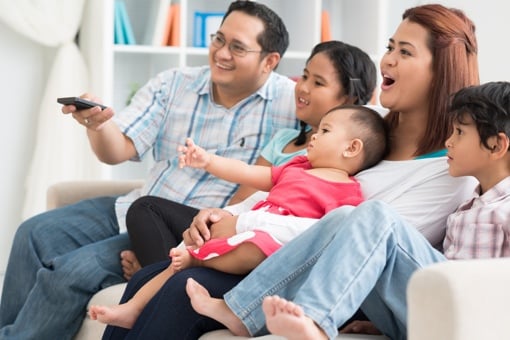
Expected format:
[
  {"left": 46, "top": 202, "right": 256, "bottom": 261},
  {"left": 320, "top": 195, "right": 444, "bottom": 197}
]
[
  {"left": 193, "top": 12, "right": 224, "bottom": 47},
  {"left": 143, "top": 0, "right": 172, "bottom": 46},
  {"left": 166, "top": 3, "right": 181, "bottom": 46},
  {"left": 154, "top": 3, "right": 180, "bottom": 46},
  {"left": 321, "top": 10, "right": 331, "bottom": 42},
  {"left": 114, "top": 0, "right": 136, "bottom": 45},
  {"left": 114, "top": 1, "right": 125, "bottom": 44}
]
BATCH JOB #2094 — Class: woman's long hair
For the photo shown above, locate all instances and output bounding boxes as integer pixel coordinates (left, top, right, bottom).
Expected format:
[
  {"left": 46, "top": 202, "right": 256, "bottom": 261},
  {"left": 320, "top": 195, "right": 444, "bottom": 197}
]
[{"left": 385, "top": 4, "right": 479, "bottom": 155}]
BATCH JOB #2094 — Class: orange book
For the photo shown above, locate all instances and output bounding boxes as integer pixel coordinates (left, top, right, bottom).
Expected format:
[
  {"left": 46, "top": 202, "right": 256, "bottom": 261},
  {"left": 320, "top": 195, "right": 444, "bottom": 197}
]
[
  {"left": 160, "top": 5, "right": 173, "bottom": 46},
  {"left": 167, "top": 4, "right": 181, "bottom": 46},
  {"left": 321, "top": 10, "right": 332, "bottom": 42}
]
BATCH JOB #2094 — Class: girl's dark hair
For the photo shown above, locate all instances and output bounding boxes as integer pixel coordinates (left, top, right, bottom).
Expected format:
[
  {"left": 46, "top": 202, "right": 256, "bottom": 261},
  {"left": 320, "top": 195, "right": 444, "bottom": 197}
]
[
  {"left": 450, "top": 82, "right": 510, "bottom": 151},
  {"left": 295, "top": 41, "right": 377, "bottom": 146},
  {"left": 385, "top": 4, "right": 479, "bottom": 156},
  {"left": 223, "top": 1, "right": 289, "bottom": 58}
]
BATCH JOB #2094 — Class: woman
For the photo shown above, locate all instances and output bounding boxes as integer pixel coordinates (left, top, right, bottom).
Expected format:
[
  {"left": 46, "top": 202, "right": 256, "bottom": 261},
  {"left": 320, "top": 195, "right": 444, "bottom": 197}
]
[
  {"left": 183, "top": 4, "right": 480, "bottom": 340},
  {"left": 121, "top": 40, "right": 377, "bottom": 275},
  {"left": 104, "top": 4, "right": 479, "bottom": 339}
]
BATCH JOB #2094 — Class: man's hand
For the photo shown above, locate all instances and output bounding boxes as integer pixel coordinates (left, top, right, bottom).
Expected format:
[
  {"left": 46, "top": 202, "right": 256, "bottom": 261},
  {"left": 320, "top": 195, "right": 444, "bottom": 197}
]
[
  {"left": 61, "top": 93, "right": 113, "bottom": 130},
  {"left": 183, "top": 208, "right": 233, "bottom": 247}
]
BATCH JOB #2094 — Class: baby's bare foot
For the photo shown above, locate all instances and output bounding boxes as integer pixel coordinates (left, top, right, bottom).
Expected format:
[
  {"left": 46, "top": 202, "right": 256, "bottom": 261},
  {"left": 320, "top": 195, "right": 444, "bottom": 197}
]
[
  {"left": 88, "top": 303, "right": 140, "bottom": 329},
  {"left": 185, "top": 278, "right": 250, "bottom": 336},
  {"left": 170, "top": 247, "right": 195, "bottom": 271},
  {"left": 263, "top": 296, "right": 327, "bottom": 340}
]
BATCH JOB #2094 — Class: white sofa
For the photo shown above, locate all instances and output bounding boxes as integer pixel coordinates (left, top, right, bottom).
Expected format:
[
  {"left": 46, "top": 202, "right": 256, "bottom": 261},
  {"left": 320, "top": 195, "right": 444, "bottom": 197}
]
[{"left": 46, "top": 180, "right": 510, "bottom": 340}]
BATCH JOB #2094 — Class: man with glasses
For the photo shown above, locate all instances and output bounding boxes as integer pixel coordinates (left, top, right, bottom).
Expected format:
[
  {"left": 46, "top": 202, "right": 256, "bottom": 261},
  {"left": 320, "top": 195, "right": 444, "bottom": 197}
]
[
  {"left": 0, "top": 1, "right": 297, "bottom": 339},
  {"left": 210, "top": 33, "right": 265, "bottom": 56}
]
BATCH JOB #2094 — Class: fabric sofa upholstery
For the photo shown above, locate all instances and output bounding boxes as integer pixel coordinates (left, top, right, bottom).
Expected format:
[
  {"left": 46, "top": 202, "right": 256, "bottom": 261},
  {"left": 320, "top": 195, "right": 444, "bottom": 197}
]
[{"left": 45, "top": 180, "right": 509, "bottom": 340}]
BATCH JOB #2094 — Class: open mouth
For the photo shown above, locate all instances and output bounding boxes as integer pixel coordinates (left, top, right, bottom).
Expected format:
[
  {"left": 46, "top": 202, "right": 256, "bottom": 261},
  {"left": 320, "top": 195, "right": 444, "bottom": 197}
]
[
  {"left": 298, "top": 97, "right": 309, "bottom": 105},
  {"left": 382, "top": 75, "right": 395, "bottom": 86}
]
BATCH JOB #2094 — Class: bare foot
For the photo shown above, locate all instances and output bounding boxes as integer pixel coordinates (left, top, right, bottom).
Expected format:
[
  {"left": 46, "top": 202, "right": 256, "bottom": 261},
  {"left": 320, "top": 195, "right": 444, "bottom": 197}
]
[
  {"left": 88, "top": 303, "right": 140, "bottom": 329},
  {"left": 185, "top": 278, "right": 250, "bottom": 336},
  {"left": 120, "top": 250, "right": 141, "bottom": 280},
  {"left": 262, "top": 296, "right": 327, "bottom": 340},
  {"left": 169, "top": 247, "right": 195, "bottom": 271}
]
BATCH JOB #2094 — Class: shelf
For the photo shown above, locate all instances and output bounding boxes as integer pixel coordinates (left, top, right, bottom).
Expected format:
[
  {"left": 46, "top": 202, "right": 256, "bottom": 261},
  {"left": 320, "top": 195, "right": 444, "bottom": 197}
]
[
  {"left": 80, "top": 0, "right": 389, "bottom": 180},
  {"left": 113, "top": 44, "right": 182, "bottom": 55}
]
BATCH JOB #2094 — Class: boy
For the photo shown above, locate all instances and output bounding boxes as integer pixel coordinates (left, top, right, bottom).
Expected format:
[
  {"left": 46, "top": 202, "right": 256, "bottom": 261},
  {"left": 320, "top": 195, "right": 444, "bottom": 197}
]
[{"left": 442, "top": 81, "right": 510, "bottom": 259}]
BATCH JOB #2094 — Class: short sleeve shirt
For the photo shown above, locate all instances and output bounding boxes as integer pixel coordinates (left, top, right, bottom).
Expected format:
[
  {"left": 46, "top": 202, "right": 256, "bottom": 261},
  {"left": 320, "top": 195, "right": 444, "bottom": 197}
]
[{"left": 113, "top": 66, "right": 297, "bottom": 231}]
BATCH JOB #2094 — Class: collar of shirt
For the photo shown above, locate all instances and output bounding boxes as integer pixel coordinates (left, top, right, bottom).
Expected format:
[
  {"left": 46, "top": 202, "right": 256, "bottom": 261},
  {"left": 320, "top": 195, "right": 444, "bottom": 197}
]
[{"left": 458, "top": 176, "right": 510, "bottom": 212}]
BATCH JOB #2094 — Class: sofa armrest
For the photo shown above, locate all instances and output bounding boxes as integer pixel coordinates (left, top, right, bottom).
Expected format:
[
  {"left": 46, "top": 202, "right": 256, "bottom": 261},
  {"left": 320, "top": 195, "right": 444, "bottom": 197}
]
[
  {"left": 46, "top": 179, "right": 144, "bottom": 210},
  {"left": 407, "top": 258, "right": 510, "bottom": 340}
]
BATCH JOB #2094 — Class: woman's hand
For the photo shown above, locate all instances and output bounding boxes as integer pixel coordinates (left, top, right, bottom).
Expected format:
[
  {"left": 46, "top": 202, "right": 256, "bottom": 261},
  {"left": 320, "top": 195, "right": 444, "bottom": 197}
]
[
  {"left": 183, "top": 208, "right": 233, "bottom": 247},
  {"left": 209, "top": 215, "right": 238, "bottom": 239}
]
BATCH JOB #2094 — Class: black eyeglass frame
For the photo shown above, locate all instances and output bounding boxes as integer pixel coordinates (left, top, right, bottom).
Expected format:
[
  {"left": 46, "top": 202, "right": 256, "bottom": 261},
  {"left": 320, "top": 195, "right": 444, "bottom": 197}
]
[{"left": 209, "top": 33, "right": 265, "bottom": 57}]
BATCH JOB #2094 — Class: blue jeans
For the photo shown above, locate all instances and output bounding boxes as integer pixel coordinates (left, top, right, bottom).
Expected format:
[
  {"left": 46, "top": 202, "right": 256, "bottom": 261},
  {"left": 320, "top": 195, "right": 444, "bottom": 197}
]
[
  {"left": 224, "top": 200, "right": 447, "bottom": 340},
  {"left": 0, "top": 196, "right": 129, "bottom": 340}
]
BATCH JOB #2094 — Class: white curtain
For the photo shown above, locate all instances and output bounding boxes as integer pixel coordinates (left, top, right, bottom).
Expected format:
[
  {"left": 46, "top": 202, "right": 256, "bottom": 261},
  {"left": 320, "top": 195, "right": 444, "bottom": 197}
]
[{"left": 0, "top": 0, "right": 102, "bottom": 218}]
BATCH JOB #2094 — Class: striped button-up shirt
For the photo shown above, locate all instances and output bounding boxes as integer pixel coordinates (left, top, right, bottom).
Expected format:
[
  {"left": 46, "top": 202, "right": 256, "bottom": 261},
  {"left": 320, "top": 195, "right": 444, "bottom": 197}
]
[
  {"left": 443, "top": 176, "right": 510, "bottom": 259},
  {"left": 113, "top": 66, "right": 297, "bottom": 231}
]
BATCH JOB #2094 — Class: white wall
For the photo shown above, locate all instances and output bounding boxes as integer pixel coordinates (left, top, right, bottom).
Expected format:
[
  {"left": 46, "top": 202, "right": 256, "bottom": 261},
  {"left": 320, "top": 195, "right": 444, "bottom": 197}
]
[
  {"left": 419, "top": 0, "right": 509, "bottom": 83},
  {"left": 1, "top": 1, "right": 510, "bottom": 275}
]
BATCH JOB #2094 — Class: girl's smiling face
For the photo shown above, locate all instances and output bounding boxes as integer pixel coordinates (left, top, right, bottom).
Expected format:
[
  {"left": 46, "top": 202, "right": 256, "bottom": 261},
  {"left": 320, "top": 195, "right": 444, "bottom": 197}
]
[{"left": 294, "top": 52, "right": 348, "bottom": 131}]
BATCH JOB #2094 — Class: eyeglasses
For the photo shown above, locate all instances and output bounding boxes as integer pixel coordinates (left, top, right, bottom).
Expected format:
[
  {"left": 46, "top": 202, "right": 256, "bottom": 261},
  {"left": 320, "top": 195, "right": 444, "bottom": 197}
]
[{"left": 210, "top": 34, "right": 264, "bottom": 57}]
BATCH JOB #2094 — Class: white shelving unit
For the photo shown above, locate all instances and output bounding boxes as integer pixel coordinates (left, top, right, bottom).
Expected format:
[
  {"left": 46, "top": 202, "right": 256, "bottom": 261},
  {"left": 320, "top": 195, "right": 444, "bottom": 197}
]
[
  {"left": 78, "top": 0, "right": 406, "bottom": 180},
  {"left": 81, "top": 0, "right": 322, "bottom": 108}
]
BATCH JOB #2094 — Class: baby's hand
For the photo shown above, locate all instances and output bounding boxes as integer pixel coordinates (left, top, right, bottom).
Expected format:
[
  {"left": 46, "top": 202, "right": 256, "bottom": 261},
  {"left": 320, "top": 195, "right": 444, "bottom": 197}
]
[{"left": 178, "top": 138, "right": 211, "bottom": 169}]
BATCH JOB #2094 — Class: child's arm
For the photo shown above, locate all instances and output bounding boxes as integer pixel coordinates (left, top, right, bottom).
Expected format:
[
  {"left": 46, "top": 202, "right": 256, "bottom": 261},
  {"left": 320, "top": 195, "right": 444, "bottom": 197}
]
[{"left": 178, "top": 138, "right": 273, "bottom": 191}]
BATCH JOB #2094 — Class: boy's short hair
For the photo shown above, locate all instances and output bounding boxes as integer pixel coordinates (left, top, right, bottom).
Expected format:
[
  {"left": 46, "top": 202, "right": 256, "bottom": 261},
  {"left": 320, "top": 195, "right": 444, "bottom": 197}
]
[{"left": 449, "top": 81, "right": 510, "bottom": 151}]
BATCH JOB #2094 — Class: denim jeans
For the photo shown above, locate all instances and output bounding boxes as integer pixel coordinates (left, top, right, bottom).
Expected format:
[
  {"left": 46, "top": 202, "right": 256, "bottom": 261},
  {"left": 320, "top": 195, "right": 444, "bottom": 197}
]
[
  {"left": 224, "top": 200, "right": 447, "bottom": 340},
  {"left": 0, "top": 196, "right": 129, "bottom": 340}
]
